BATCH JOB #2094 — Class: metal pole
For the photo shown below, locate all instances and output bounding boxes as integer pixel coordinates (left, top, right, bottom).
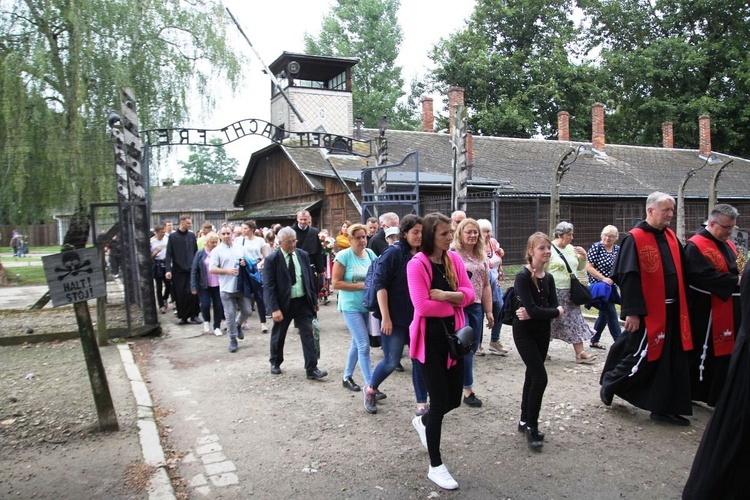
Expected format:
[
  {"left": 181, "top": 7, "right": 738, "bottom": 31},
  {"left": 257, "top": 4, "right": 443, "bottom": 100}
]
[
  {"left": 549, "top": 147, "right": 576, "bottom": 237},
  {"left": 708, "top": 159, "right": 734, "bottom": 212},
  {"left": 226, "top": 8, "right": 305, "bottom": 123},
  {"left": 676, "top": 156, "right": 712, "bottom": 242}
]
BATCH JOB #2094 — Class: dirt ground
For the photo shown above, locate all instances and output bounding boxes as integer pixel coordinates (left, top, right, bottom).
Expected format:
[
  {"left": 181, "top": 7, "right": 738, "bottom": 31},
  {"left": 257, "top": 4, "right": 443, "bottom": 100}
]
[
  {"left": 0, "top": 290, "right": 711, "bottom": 499},
  {"left": 137, "top": 301, "right": 710, "bottom": 499}
]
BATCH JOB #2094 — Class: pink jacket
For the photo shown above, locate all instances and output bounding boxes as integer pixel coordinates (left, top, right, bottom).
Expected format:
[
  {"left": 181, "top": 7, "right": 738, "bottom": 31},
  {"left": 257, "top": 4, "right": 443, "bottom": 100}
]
[{"left": 407, "top": 252, "right": 476, "bottom": 367}]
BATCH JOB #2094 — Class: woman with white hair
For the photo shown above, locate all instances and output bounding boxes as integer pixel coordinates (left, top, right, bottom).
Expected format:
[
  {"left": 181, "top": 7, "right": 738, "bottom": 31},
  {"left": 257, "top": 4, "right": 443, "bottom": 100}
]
[
  {"left": 477, "top": 218, "right": 508, "bottom": 355},
  {"left": 548, "top": 221, "right": 597, "bottom": 364},
  {"left": 585, "top": 225, "right": 622, "bottom": 349}
]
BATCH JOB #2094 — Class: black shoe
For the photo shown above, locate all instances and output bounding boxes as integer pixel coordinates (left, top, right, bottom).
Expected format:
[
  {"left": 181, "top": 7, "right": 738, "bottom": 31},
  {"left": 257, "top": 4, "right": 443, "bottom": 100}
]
[
  {"left": 525, "top": 426, "right": 544, "bottom": 450},
  {"left": 237, "top": 325, "right": 244, "bottom": 340},
  {"left": 363, "top": 386, "right": 378, "bottom": 414},
  {"left": 270, "top": 365, "right": 281, "bottom": 375},
  {"left": 342, "top": 377, "right": 361, "bottom": 392},
  {"left": 375, "top": 390, "right": 387, "bottom": 401},
  {"left": 178, "top": 318, "right": 189, "bottom": 325},
  {"left": 394, "top": 362, "right": 405, "bottom": 372},
  {"left": 650, "top": 413, "right": 690, "bottom": 426},
  {"left": 463, "top": 393, "right": 483, "bottom": 407},
  {"left": 517, "top": 422, "right": 545, "bottom": 440},
  {"left": 306, "top": 369, "right": 328, "bottom": 380},
  {"left": 600, "top": 386, "right": 613, "bottom": 406}
]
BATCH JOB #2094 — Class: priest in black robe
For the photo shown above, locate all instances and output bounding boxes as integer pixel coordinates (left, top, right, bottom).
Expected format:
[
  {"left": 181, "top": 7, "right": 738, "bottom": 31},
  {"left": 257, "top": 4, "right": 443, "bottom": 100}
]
[
  {"left": 165, "top": 215, "right": 200, "bottom": 324},
  {"left": 685, "top": 204, "right": 741, "bottom": 407},
  {"left": 600, "top": 192, "right": 693, "bottom": 425},
  {"left": 683, "top": 263, "right": 750, "bottom": 499}
]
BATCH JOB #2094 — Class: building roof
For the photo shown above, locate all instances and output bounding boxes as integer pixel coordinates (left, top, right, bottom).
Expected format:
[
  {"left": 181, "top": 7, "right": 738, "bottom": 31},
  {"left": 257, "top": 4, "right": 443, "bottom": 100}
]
[
  {"left": 151, "top": 184, "right": 243, "bottom": 213},
  {"left": 238, "top": 127, "right": 750, "bottom": 203}
]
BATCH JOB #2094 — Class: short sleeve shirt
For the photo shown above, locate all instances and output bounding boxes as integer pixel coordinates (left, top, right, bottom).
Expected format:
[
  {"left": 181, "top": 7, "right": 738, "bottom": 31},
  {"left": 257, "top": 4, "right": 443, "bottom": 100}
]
[{"left": 586, "top": 242, "right": 619, "bottom": 285}]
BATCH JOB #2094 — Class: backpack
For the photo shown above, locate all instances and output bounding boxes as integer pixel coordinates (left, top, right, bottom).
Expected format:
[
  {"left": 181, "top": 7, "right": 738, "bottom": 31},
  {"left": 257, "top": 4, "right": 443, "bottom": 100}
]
[
  {"left": 361, "top": 250, "right": 380, "bottom": 313},
  {"left": 500, "top": 286, "right": 520, "bottom": 325}
]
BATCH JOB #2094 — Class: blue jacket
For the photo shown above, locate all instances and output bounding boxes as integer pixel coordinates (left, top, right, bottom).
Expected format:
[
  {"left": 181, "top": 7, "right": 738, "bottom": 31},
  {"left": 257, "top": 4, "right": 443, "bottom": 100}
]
[
  {"left": 190, "top": 249, "right": 211, "bottom": 291},
  {"left": 586, "top": 281, "right": 621, "bottom": 309},
  {"left": 372, "top": 242, "right": 414, "bottom": 327}
]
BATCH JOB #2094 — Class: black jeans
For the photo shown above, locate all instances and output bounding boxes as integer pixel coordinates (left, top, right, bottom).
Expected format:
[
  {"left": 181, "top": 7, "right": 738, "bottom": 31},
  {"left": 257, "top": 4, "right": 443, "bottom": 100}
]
[
  {"left": 513, "top": 321, "right": 550, "bottom": 428},
  {"left": 417, "top": 325, "right": 464, "bottom": 467}
]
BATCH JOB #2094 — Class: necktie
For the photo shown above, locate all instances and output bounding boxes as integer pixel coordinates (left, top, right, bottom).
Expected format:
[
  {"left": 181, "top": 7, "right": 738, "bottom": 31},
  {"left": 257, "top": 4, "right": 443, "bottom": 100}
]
[{"left": 288, "top": 253, "right": 296, "bottom": 285}]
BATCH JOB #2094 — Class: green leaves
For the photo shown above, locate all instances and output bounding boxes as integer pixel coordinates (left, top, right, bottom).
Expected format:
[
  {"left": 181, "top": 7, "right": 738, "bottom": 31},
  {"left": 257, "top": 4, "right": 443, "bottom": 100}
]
[
  {"left": 177, "top": 138, "right": 239, "bottom": 185},
  {"left": 0, "top": 0, "right": 243, "bottom": 224}
]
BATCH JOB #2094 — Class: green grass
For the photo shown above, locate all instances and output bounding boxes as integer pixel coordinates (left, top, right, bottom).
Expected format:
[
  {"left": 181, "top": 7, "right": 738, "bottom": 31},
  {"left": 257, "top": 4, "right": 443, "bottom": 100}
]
[{"left": 2, "top": 266, "right": 48, "bottom": 286}]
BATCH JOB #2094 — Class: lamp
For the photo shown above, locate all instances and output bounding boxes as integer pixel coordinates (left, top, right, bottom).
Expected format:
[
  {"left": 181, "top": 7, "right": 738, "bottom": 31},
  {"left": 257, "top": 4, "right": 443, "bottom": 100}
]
[
  {"left": 548, "top": 145, "right": 596, "bottom": 237},
  {"left": 377, "top": 115, "right": 388, "bottom": 137}
]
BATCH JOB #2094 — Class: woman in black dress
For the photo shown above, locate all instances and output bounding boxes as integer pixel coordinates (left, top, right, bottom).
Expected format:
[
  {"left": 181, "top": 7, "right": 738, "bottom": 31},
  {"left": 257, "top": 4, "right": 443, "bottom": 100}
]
[{"left": 513, "top": 232, "right": 564, "bottom": 450}]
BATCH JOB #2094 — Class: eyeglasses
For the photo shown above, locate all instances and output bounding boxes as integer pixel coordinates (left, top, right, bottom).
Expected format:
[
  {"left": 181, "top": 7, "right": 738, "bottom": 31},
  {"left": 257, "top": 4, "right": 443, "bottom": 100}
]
[
  {"left": 280, "top": 239, "right": 297, "bottom": 244},
  {"left": 712, "top": 220, "right": 735, "bottom": 230}
]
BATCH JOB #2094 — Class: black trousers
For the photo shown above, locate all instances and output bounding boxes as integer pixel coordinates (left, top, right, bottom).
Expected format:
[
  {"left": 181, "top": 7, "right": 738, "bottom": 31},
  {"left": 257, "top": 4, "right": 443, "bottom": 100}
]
[
  {"left": 513, "top": 320, "right": 550, "bottom": 428},
  {"left": 172, "top": 271, "right": 199, "bottom": 321},
  {"left": 417, "top": 326, "right": 464, "bottom": 467},
  {"left": 269, "top": 297, "right": 318, "bottom": 374}
]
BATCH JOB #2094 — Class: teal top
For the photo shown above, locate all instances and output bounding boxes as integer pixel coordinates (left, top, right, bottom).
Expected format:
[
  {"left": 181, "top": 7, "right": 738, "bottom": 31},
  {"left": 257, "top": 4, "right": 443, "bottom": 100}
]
[{"left": 334, "top": 247, "right": 376, "bottom": 312}]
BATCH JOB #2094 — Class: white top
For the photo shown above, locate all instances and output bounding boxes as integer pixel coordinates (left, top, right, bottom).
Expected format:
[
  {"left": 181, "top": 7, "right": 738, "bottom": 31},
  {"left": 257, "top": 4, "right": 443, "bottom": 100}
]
[
  {"left": 150, "top": 236, "right": 168, "bottom": 260},
  {"left": 233, "top": 236, "right": 265, "bottom": 262}
]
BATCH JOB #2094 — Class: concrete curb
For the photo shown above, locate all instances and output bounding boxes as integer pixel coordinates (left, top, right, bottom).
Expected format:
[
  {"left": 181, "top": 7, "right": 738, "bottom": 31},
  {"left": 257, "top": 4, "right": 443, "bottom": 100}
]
[{"left": 117, "top": 344, "right": 176, "bottom": 500}]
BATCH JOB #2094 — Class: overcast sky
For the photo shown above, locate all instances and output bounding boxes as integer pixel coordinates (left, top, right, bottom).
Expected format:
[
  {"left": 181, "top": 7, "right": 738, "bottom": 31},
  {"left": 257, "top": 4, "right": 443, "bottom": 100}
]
[{"left": 159, "top": 0, "right": 477, "bottom": 180}]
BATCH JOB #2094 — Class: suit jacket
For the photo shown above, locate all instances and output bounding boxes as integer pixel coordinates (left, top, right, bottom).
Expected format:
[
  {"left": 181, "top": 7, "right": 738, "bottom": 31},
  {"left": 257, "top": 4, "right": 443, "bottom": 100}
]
[
  {"left": 263, "top": 247, "right": 317, "bottom": 314},
  {"left": 292, "top": 223, "right": 324, "bottom": 275},
  {"left": 367, "top": 228, "right": 388, "bottom": 256}
]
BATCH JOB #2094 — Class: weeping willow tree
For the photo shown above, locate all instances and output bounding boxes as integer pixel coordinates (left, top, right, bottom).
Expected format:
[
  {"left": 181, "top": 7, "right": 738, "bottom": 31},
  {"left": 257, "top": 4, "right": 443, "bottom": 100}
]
[{"left": 0, "top": 0, "right": 243, "bottom": 224}]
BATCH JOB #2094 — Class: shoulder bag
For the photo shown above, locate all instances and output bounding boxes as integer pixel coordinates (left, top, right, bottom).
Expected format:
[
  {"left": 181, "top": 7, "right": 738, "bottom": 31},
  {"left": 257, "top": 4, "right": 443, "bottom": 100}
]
[
  {"left": 441, "top": 319, "right": 475, "bottom": 359},
  {"left": 552, "top": 245, "right": 592, "bottom": 306}
]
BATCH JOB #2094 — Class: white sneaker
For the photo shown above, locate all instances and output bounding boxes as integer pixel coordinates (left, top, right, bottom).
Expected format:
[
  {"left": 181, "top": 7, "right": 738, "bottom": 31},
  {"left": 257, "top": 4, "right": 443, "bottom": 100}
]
[
  {"left": 203, "top": 322, "right": 210, "bottom": 334},
  {"left": 214, "top": 328, "right": 223, "bottom": 336},
  {"left": 428, "top": 464, "right": 458, "bottom": 490},
  {"left": 411, "top": 415, "right": 427, "bottom": 449},
  {"left": 261, "top": 323, "right": 268, "bottom": 333}
]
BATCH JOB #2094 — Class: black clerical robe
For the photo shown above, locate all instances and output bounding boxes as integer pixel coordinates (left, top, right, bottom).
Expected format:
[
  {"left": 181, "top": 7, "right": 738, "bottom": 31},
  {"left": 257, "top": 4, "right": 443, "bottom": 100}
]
[
  {"left": 685, "top": 228, "right": 741, "bottom": 406},
  {"left": 600, "top": 221, "right": 692, "bottom": 416}
]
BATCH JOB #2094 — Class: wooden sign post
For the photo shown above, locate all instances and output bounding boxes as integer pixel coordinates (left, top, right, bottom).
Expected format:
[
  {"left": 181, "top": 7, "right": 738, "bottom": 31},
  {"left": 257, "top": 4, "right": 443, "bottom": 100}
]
[{"left": 43, "top": 248, "right": 118, "bottom": 431}]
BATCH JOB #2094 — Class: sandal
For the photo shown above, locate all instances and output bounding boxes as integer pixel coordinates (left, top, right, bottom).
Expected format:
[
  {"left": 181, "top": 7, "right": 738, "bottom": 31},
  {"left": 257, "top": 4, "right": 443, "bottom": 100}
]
[
  {"left": 576, "top": 352, "right": 597, "bottom": 364},
  {"left": 590, "top": 342, "right": 607, "bottom": 350}
]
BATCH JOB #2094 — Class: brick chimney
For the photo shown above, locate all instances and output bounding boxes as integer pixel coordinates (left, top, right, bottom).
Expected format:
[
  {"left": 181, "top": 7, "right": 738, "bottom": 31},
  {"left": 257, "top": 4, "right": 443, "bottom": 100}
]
[
  {"left": 448, "top": 86, "right": 465, "bottom": 136},
  {"left": 662, "top": 122, "right": 674, "bottom": 149},
  {"left": 699, "top": 115, "right": 711, "bottom": 157},
  {"left": 421, "top": 97, "right": 434, "bottom": 133},
  {"left": 558, "top": 111, "right": 570, "bottom": 142},
  {"left": 592, "top": 103, "right": 605, "bottom": 152}
]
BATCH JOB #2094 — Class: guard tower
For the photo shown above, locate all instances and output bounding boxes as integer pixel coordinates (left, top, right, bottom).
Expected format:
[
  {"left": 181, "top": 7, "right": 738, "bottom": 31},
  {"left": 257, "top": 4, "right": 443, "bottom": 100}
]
[{"left": 268, "top": 52, "right": 359, "bottom": 137}]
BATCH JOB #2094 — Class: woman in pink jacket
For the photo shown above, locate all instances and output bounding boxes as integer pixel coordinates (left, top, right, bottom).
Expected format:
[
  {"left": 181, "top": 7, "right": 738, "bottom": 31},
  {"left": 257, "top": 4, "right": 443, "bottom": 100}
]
[{"left": 407, "top": 212, "right": 475, "bottom": 491}]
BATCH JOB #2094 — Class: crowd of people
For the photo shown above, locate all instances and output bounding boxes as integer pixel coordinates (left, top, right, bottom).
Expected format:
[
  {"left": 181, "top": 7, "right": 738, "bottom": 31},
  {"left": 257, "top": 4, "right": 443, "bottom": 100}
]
[{"left": 145, "top": 196, "right": 747, "bottom": 494}]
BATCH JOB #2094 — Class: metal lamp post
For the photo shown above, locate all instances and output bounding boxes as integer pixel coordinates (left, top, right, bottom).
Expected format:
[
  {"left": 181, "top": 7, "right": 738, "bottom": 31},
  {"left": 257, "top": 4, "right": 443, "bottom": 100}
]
[
  {"left": 548, "top": 145, "right": 594, "bottom": 237},
  {"left": 676, "top": 155, "right": 724, "bottom": 242}
]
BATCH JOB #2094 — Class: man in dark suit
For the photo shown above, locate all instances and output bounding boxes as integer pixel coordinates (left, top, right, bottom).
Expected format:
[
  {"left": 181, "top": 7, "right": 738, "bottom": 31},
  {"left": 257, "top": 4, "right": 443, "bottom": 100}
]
[{"left": 263, "top": 227, "right": 328, "bottom": 380}]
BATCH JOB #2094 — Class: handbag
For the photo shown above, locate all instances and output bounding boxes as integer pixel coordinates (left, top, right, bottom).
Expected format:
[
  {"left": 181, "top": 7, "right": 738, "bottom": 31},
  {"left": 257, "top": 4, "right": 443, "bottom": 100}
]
[
  {"left": 552, "top": 245, "right": 592, "bottom": 306},
  {"left": 441, "top": 319, "right": 475, "bottom": 359}
]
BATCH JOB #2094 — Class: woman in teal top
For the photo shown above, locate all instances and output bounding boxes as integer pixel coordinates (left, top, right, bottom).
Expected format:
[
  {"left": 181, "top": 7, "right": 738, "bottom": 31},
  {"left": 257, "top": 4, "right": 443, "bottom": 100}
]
[{"left": 333, "top": 223, "right": 377, "bottom": 394}]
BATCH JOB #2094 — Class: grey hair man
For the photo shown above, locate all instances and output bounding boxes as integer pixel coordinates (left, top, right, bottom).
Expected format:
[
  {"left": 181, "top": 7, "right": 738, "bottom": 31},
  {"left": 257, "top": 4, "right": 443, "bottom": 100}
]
[
  {"left": 684, "top": 203, "right": 741, "bottom": 407},
  {"left": 601, "top": 191, "right": 694, "bottom": 426},
  {"left": 263, "top": 227, "right": 328, "bottom": 380},
  {"left": 367, "top": 212, "right": 399, "bottom": 256}
]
